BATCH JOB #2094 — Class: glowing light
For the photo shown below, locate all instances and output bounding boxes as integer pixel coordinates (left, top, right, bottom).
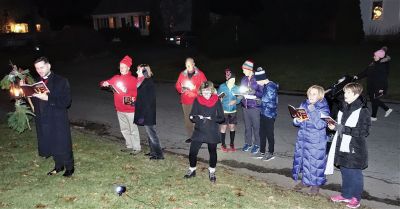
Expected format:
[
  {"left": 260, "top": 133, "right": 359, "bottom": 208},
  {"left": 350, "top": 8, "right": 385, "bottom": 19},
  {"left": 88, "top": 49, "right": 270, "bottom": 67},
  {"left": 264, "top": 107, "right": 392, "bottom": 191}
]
[
  {"left": 182, "top": 80, "right": 195, "bottom": 90},
  {"left": 10, "top": 85, "right": 24, "bottom": 98},
  {"left": 238, "top": 86, "right": 249, "bottom": 94},
  {"left": 35, "top": 24, "right": 41, "bottom": 32},
  {"left": 115, "top": 185, "right": 126, "bottom": 196},
  {"left": 116, "top": 81, "right": 126, "bottom": 93}
]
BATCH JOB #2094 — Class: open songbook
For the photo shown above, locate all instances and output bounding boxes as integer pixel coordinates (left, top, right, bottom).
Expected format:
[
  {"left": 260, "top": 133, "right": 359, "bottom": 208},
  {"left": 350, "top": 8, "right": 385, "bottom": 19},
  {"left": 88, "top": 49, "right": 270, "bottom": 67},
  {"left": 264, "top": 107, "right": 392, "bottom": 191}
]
[
  {"left": 288, "top": 104, "right": 309, "bottom": 120},
  {"left": 20, "top": 81, "right": 50, "bottom": 97},
  {"left": 321, "top": 113, "right": 337, "bottom": 126}
]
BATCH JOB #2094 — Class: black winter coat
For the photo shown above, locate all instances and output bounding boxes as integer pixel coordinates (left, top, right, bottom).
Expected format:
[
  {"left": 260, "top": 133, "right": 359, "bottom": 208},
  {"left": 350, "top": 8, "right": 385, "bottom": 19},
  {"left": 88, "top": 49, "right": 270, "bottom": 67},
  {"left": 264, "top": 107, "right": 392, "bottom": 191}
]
[
  {"left": 334, "top": 98, "right": 371, "bottom": 169},
  {"left": 134, "top": 78, "right": 156, "bottom": 126},
  {"left": 357, "top": 57, "right": 390, "bottom": 95},
  {"left": 189, "top": 95, "right": 224, "bottom": 144},
  {"left": 32, "top": 73, "right": 72, "bottom": 157}
]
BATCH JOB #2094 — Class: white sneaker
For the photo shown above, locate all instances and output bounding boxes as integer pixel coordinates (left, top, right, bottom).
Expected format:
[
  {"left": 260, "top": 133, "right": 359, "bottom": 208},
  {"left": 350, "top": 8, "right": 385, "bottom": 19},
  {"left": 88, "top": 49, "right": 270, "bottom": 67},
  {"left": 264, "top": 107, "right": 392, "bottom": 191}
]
[
  {"left": 371, "top": 117, "right": 378, "bottom": 121},
  {"left": 384, "top": 109, "right": 393, "bottom": 117}
]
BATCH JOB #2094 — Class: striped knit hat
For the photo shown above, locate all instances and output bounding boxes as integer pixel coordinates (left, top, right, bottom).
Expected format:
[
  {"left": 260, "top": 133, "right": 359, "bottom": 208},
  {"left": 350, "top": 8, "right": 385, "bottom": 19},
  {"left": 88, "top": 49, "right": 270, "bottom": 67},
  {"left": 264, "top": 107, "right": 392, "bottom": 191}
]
[
  {"left": 255, "top": 67, "right": 267, "bottom": 81},
  {"left": 242, "top": 60, "right": 254, "bottom": 71}
]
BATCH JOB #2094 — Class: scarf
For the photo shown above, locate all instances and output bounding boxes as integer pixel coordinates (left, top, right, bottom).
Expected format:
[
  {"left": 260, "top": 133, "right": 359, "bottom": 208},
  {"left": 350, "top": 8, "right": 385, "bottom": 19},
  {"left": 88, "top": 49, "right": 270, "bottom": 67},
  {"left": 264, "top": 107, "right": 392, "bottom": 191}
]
[
  {"left": 197, "top": 94, "right": 218, "bottom": 108},
  {"left": 325, "top": 108, "right": 361, "bottom": 175}
]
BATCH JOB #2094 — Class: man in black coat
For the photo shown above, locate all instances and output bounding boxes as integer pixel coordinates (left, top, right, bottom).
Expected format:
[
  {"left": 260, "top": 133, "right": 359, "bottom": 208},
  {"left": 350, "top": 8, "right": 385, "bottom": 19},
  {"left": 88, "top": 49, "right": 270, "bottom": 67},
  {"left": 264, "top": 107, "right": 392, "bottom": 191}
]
[{"left": 32, "top": 56, "right": 74, "bottom": 177}]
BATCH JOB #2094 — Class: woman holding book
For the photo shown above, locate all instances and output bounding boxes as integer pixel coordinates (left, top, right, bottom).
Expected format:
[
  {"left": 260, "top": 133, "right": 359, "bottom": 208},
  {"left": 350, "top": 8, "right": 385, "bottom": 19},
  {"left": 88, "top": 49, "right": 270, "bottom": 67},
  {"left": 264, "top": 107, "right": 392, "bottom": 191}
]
[{"left": 292, "top": 85, "right": 330, "bottom": 195}]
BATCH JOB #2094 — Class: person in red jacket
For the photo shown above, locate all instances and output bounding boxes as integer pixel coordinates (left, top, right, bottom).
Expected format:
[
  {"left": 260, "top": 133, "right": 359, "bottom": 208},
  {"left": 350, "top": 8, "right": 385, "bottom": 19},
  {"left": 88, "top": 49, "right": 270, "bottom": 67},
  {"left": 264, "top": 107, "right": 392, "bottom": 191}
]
[
  {"left": 100, "top": 55, "right": 141, "bottom": 154},
  {"left": 175, "top": 57, "right": 207, "bottom": 143}
]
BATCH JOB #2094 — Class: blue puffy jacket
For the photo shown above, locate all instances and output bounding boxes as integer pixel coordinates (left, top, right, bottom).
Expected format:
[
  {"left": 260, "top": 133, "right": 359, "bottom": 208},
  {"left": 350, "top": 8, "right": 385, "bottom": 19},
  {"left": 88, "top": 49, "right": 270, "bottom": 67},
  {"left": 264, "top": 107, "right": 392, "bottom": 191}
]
[
  {"left": 217, "top": 83, "right": 241, "bottom": 113},
  {"left": 260, "top": 81, "right": 278, "bottom": 119},
  {"left": 292, "top": 98, "right": 330, "bottom": 186}
]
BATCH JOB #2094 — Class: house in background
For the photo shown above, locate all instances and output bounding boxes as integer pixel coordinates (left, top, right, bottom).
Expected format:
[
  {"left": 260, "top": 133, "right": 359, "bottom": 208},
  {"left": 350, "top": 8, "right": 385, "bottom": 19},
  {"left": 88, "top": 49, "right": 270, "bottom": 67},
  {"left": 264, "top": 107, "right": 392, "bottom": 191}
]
[
  {"left": 91, "top": 0, "right": 151, "bottom": 36},
  {"left": 360, "top": 0, "right": 400, "bottom": 35}
]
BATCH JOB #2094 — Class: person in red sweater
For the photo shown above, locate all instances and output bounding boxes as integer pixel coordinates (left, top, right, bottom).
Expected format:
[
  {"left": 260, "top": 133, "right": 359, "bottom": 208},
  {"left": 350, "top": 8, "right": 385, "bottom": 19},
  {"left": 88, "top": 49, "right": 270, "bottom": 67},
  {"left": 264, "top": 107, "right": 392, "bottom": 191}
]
[
  {"left": 175, "top": 57, "right": 207, "bottom": 143},
  {"left": 100, "top": 55, "right": 141, "bottom": 154}
]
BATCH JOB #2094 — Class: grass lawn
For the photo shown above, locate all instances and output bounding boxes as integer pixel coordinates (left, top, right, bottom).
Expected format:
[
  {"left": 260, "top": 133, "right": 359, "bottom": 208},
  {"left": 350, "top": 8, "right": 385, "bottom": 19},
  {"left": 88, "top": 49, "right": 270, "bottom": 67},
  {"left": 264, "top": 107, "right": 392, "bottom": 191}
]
[{"left": 0, "top": 123, "right": 352, "bottom": 209}]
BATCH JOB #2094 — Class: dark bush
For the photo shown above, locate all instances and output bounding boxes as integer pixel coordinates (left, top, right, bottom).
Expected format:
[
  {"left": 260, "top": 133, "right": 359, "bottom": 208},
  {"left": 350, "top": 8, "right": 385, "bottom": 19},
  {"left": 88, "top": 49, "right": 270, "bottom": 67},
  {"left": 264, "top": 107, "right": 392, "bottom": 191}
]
[{"left": 199, "top": 16, "right": 262, "bottom": 57}]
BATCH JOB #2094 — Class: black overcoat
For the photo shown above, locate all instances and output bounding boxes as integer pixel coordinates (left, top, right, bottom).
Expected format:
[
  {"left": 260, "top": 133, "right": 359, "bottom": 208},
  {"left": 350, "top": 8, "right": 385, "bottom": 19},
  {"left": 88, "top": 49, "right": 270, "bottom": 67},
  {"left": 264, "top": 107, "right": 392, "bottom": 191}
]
[
  {"left": 32, "top": 73, "right": 72, "bottom": 157},
  {"left": 134, "top": 78, "right": 156, "bottom": 126},
  {"left": 189, "top": 96, "right": 224, "bottom": 144}
]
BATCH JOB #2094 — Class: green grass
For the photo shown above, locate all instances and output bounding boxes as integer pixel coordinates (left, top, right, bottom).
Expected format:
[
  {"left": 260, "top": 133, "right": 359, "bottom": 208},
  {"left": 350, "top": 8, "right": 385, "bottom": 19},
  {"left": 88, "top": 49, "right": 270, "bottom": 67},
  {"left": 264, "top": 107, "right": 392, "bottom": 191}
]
[{"left": 0, "top": 124, "right": 352, "bottom": 209}]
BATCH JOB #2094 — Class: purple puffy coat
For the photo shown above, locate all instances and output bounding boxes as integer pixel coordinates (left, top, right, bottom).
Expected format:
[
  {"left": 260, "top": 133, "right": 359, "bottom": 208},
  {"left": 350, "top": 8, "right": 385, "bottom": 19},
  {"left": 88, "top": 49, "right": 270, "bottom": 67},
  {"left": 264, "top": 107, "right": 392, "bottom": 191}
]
[{"left": 292, "top": 98, "right": 330, "bottom": 186}]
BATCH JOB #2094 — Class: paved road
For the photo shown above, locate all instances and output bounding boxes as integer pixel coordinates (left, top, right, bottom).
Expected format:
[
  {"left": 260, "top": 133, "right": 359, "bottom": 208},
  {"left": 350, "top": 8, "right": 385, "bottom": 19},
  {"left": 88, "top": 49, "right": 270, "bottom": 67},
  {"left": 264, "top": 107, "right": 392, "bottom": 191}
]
[{"left": 0, "top": 56, "right": 399, "bottom": 209}]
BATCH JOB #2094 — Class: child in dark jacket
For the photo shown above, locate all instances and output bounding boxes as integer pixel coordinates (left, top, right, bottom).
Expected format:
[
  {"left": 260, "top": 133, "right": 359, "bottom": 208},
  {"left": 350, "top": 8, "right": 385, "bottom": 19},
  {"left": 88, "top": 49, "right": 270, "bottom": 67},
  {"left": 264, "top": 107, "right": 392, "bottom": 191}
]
[
  {"left": 253, "top": 67, "right": 278, "bottom": 161},
  {"left": 292, "top": 85, "right": 330, "bottom": 195},
  {"left": 184, "top": 81, "right": 225, "bottom": 183},
  {"left": 326, "top": 82, "right": 371, "bottom": 209}
]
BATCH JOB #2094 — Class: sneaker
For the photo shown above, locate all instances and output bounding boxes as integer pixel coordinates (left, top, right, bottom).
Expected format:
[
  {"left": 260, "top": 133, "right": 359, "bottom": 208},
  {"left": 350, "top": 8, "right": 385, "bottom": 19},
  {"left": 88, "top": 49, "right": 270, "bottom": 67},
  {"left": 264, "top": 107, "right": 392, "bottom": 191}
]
[
  {"left": 250, "top": 145, "right": 260, "bottom": 154},
  {"left": 129, "top": 150, "right": 141, "bottom": 155},
  {"left": 252, "top": 152, "right": 265, "bottom": 159},
  {"left": 384, "top": 108, "right": 393, "bottom": 117},
  {"left": 220, "top": 145, "right": 229, "bottom": 152},
  {"left": 371, "top": 117, "right": 377, "bottom": 121},
  {"left": 184, "top": 169, "right": 196, "bottom": 178},
  {"left": 120, "top": 148, "right": 133, "bottom": 152},
  {"left": 209, "top": 171, "right": 216, "bottom": 183},
  {"left": 330, "top": 194, "right": 351, "bottom": 203},
  {"left": 229, "top": 144, "right": 236, "bottom": 152},
  {"left": 346, "top": 197, "right": 361, "bottom": 208},
  {"left": 242, "top": 144, "right": 251, "bottom": 152},
  {"left": 262, "top": 153, "right": 275, "bottom": 161},
  {"left": 308, "top": 186, "right": 319, "bottom": 195}
]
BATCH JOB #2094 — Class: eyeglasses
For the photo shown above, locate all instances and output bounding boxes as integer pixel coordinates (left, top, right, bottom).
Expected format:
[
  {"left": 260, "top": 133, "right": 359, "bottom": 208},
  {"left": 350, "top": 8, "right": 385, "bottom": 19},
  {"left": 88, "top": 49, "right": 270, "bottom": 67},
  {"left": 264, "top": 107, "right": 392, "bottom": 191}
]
[{"left": 139, "top": 64, "right": 149, "bottom": 67}]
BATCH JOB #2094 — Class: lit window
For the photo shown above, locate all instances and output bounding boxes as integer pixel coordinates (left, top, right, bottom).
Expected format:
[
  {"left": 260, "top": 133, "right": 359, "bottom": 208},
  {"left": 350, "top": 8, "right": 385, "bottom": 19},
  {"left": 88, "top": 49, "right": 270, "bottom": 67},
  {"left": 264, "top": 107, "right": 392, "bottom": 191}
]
[
  {"left": 372, "top": 1, "right": 383, "bottom": 20},
  {"left": 35, "top": 24, "right": 41, "bottom": 32},
  {"left": 109, "top": 17, "right": 115, "bottom": 28},
  {"left": 10, "top": 23, "right": 29, "bottom": 33}
]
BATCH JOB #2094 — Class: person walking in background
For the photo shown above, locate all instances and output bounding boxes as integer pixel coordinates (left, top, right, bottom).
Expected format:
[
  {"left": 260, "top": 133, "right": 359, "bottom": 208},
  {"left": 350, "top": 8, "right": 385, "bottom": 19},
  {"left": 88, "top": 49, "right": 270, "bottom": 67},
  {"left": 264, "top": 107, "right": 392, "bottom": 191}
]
[
  {"left": 240, "top": 60, "right": 263, "bottom": 154},
  {"left": 253, "top": 67, "right": 278, "bottom": 161},
  {"left": 31, "top": 56, "right": 75, "bottom": 177},
  {"left": 354, "top": 47, "right": 392, "bottom": 121},
  {"left": 292, "top": 85, "right": 330, "bottom": 195},
  {"left": 100, "top": 55, "right": 141, "bottom": 155},
  {"left": 184, "top": 81, "right": 224, "bottom": 183},
  {"left": 217, "top": 68, "right": 241, "bottom": 152},
  {"left": 134, "top": 64, "right": 164, "bottom": 160},
  {"left": 175, "top": 57, "right": 207, "bottom": 143},
  {"left": 326, "top": 82, "right": 371, "bottom": 209}
]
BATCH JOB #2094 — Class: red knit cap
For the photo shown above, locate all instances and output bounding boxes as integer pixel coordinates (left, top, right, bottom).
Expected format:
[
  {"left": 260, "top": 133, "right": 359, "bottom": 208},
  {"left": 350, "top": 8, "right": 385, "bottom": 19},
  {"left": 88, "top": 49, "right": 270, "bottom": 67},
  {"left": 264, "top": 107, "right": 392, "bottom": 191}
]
[{"left": 120, "top": 55, "right": 133, "bottom": 67}]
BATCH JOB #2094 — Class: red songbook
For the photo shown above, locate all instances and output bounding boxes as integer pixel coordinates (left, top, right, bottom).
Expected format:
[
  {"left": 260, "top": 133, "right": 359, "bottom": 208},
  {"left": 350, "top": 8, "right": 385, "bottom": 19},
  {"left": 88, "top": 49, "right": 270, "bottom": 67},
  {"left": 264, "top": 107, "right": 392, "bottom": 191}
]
[
  {"left": 321, "top": 114, "right": 337, "bottom": 126},
  {"left": 20, "top": 81, "right": 50, "bottom": 97},
  {"left": 288, "top": 104, "right": 309, "bottom": 120}
]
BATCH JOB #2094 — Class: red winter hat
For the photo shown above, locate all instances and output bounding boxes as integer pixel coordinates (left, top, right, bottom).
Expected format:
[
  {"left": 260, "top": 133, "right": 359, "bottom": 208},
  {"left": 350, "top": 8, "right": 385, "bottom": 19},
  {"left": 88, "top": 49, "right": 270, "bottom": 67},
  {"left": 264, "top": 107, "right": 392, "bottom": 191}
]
[{"left": 120, "top": 55, "right": 132, "bottom": 67}]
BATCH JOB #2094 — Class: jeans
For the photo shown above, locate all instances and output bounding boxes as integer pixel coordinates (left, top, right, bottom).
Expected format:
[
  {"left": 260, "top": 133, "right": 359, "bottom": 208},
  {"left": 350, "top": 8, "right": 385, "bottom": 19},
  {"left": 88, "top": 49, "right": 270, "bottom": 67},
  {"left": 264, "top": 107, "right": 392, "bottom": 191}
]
[
  {"left": 144, "top": 125, "right": 163, "bottom": 158},
  {"left": 340, "top": 167, "right": 364, "bottom": 201},
  {"left": 189, "top": 141, "right": 217, "bottom": 168},
  {"left": 242, "top": 108, "right": 260, "bottom": 146},
  {"left": 259, "top": 115, "right": 275, "bottom": 154}
]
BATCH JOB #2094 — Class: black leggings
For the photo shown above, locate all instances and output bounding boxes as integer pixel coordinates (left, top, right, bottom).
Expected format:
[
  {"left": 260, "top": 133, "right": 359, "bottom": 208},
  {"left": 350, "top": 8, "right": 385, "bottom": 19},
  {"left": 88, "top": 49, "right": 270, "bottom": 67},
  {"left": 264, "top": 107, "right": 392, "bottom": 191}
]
[
  {"left": 259, "top": 115, "right": 275, "bottom": 154},
  {"left": 369, "top": 93, "right": 389, "bottom": 117},
  {"left": 189, "top": 141, "right": 217, "bottom": 168}
]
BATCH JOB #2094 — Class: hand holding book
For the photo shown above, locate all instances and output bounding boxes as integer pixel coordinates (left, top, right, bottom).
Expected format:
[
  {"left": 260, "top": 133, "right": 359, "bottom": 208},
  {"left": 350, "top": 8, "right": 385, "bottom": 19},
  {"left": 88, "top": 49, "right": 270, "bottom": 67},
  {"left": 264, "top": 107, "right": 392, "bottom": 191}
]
[{"left": 288, "top": 104, "right": 309, "bottom": 120}]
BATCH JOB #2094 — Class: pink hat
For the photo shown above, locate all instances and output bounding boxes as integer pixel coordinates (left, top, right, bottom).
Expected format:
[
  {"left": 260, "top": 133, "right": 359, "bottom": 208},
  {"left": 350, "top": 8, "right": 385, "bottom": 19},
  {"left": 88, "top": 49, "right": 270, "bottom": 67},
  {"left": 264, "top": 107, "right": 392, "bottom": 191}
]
[
  {"left": 120, "top": 55, "right": 133, "bottom": 67},
  {"left": 374, "top": 50, "right": 385, "bottom": 59}
]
